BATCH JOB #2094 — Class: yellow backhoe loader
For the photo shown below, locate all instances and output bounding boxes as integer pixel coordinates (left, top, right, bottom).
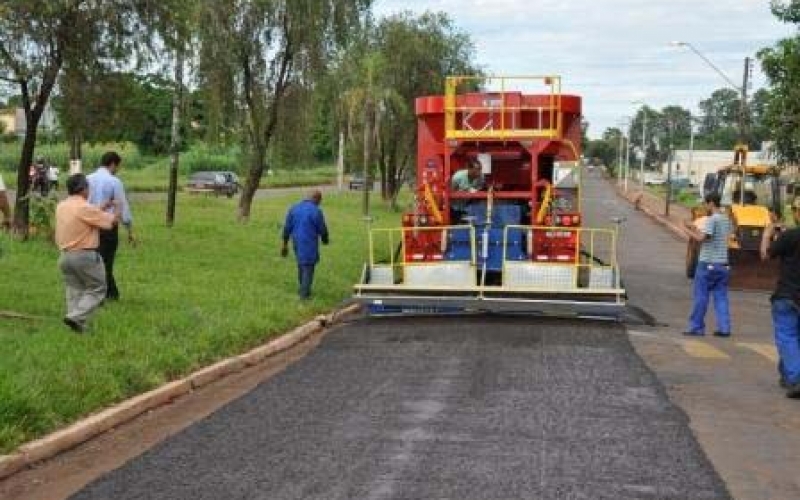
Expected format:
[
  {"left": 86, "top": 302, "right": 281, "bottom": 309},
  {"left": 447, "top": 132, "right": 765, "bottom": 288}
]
[{"left": 686, "top": 146, "right": 781, "bottom": 290}]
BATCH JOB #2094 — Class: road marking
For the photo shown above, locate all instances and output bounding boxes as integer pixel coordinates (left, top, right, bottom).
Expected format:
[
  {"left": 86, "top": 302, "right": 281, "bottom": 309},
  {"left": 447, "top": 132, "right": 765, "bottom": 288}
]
[
  {"left": 681, "top": 340, "right": 730, "bottom": 360},
  {"left": 626, "top": 329, "right": 682, "bottom": 343},
  {"left": 736, "top": 342, "right": 779, "bottom": 364}
]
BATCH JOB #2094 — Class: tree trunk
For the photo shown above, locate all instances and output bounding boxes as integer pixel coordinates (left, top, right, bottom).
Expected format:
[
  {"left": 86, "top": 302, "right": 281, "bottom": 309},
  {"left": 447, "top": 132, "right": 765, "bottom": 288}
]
[
  {"left": 236, "top": 52, "right": 290, "bottom": 222},
  {"left": 336, "top": 130, "right": 345, "bottom": 191},
  {"left": 361, "top": 98, "right": 372, "bottom": 217},
  {"left": 237, "top": 145, "right": 267, "bottom": 221},
  {"left": 13, "top": 125, "right": 39, "bottom": 235},
  {"left": 166, "top": 45, "right": 184, "bottom": 227},
  {"left": 69, "top": 131, "right": 83, "bottom": 173}
]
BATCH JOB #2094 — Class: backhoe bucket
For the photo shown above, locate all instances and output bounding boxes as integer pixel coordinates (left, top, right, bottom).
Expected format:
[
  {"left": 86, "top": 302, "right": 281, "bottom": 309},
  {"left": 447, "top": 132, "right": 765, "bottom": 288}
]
[{"left": 729, "top": 249, "right": 779, "bottom": 291}]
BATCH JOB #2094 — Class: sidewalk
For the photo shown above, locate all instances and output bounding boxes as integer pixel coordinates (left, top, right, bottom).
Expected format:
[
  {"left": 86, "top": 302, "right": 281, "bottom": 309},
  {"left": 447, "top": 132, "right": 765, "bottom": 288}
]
[
  {"left": 592, "top": 175, "right": 800, "bottom": 500},
  {"left": 615, "top": 182, "right": 692, "bottom": 241}
]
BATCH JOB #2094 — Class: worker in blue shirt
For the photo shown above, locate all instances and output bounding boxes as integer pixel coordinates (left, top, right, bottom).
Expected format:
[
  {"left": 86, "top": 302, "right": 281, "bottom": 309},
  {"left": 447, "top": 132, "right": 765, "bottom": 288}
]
[
  {"left": 281, "top": 190, "right": 329, "bottom": 299},
  {"left": 87, "top": 151, "right": 135, "bottom": 300}
]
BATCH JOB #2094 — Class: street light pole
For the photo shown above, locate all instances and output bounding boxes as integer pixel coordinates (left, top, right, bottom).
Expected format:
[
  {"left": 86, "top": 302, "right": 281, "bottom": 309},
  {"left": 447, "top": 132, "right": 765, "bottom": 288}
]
[
  {"left": 641, "top": 110, "right": 647, "bottom": 190},
  {"left": 671, "top": 41, "right": 751, "bottom": 164},
  {"left": 616, "top": 117, "right": 631, "bottom": 188},
  {"left": 688, "top": 119, "right": 695, "bottom": 185},
  {"left": 631, "top": 103, "right": 648, "bottom": 191},
  {"left": 665, "top": 120, "right": 674, "bottom": 216},
  {"left": 617, "top": 130, "right": 624, "bottom": 185},
  {"left": 624, "top": 122, "right": 632, "bottom": 192},
  {"left": 670, "top": 41, "right": 742, "bottom": 90}
]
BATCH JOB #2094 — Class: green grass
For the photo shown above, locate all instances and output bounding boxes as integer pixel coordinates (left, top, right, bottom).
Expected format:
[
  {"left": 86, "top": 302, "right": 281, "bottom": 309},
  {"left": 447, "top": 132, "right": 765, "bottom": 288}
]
[
  {"left": 646, "top": 185, "right": 702, "bottom": 210},
  {"left": 0, "top": 190, "right": 408, "bottom": 453},
  {"left": 0, "top": 141, "right": 146, "bottom": 172}
]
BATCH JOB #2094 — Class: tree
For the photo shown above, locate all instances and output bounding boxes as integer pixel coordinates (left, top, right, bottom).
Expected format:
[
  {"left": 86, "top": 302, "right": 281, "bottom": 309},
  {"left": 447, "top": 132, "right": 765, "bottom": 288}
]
[
  {"left": 335, "top": 11, "right": 479, "bottom": 211},
  {"left": 698, "top": 88, "right": 740, "bottom": 132},
  {"left": 757, "top": 3, "right": 800, "bottom": 163},
  {"left": 584, "top": 138, "right": 616, "bottom": 169},
  {"left": 770, "top": 0, "right": 800, "bottom": 23},
  {"left": 54, "top": 72, "right": 176, "bottom": 153},
  {"left": 197, "top": 0, "right": 373, "bottom": 221},
  {"left": 748, "top": 88, "right": 772, "bottom": 149},
  {"left": 0, "top": 1, "right": 173, "bottom": 232},
  {"left": 629, "top": 106, "right": 661, "bottom": 168}
]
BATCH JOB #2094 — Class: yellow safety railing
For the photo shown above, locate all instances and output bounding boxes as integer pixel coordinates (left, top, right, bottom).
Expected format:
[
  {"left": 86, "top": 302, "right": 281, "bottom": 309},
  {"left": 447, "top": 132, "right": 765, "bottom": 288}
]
[
  {"left": 366, "top": 225, "right": 477, "bottom": 285},
  {"left": 364, "top": 224, "right": 621, "bottom": 291},
  {"left": 444, "top": 75, "right": 563, "bottom": 140},
  {"left": 502, "top": 225, "right": 622, "bottom": 291}
]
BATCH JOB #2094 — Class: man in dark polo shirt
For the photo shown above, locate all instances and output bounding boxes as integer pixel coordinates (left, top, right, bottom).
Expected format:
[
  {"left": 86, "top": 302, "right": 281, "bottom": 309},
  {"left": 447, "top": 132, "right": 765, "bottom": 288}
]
[{"left": 761, "top": 197, "right": 800, "bottom": 398}]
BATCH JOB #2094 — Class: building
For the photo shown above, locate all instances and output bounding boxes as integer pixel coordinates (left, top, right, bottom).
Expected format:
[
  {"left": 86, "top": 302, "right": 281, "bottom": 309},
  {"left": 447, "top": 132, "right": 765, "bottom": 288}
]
[
  {"left": 0, "top": 109, "right": 16, "bottom": 135},
  {"left": 663, "top": 146, "right": 778, "bottom": 187},
  {"left": 0, "top": 106, "right": 58, "bottom": 137}
]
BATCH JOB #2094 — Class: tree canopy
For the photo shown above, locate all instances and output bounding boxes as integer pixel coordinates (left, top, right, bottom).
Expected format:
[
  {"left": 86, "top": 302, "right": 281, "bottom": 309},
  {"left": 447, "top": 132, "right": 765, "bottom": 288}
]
[
  {"left": 757, "top": 3, "right": 800, "bottom": 163},
  {"left": 0, "top": 0, "right": 180, "bottom": 230}
]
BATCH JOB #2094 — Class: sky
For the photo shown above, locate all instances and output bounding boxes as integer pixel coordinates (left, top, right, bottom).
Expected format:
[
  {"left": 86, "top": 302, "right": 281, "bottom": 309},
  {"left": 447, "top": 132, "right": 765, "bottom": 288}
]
[{"left": 373, "top": 0, "right": 796, "bottom": 139}]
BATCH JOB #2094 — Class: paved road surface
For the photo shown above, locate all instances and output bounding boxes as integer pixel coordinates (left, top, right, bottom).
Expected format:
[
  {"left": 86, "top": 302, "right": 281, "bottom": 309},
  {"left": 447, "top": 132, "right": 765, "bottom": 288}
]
[{"left": 69, "top": 315, "right": 728, "bottom": 499}]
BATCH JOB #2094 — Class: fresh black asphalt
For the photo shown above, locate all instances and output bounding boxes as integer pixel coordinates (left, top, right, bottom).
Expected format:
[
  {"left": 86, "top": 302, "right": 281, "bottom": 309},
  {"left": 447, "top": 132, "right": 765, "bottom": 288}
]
[{"left": 70, "top": 315, "right": 730, "bottom": 499}]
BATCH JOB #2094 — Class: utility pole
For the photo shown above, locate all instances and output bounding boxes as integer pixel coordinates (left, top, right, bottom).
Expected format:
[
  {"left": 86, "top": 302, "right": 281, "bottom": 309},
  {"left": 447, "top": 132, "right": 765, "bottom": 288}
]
[
  {"left": 734, "top": 57, "right": 751, "bottom": 167},
  {"left": 640, "top": 109, "right": 647, "bottom": 190},
  {"left": 624, "top": 124, "right": 632, "bottom": 192},
  {"left": 617, "top": 130, "right": 624, "bottom": 185},
  {"left": 665, "top": 120, "right": 674, "bottom": 216},
  {"left": 688, "top": 119, "right": 695, "bottom": 181}
]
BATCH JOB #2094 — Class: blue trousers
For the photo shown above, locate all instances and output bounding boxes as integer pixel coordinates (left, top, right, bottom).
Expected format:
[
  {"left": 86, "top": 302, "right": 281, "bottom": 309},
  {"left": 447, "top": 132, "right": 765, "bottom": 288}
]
[
  {"left": 297, "top": 264, "right": 316, "bottom": 299},
  {"left": 687, "top": 262, "right": 731, "bottom": 334},
  {"left": 772, "top": 298, "right": 800, "bottom": 385}
]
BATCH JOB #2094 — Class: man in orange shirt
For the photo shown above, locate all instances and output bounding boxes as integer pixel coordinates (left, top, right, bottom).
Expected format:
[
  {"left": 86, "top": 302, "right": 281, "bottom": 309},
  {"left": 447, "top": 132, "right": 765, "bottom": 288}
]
[{"left": 55, "top": 174, "right": 119, "bottom": 332}]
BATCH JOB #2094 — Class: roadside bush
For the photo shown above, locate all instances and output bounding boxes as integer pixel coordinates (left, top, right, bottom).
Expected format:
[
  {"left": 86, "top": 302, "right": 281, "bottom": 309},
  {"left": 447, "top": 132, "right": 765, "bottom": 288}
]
[
  {"left": 1, "top": 141, "right": 146, "bottom": 175},
  {"left": 25, "top": 192, "right": 58, "bottom": 240}
]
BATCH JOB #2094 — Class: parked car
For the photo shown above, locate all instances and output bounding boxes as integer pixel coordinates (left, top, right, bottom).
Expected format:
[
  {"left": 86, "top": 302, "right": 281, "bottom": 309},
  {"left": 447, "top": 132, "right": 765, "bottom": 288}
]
[
  {"left": 643, "top": 173, "right": 667, "bottom": 186},
  {"left": 348, "top": 174, "right": 373, "bottom": 190},
  {"left": 187, "top": 171, "right": 240, "bottom": 197}
]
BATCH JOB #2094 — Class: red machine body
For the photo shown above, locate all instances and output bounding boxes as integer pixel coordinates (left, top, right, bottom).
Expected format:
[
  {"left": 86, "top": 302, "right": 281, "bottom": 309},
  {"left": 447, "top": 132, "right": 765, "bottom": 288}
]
[{"left": 405, "top": 83, "right": 584, "bottom": 265}]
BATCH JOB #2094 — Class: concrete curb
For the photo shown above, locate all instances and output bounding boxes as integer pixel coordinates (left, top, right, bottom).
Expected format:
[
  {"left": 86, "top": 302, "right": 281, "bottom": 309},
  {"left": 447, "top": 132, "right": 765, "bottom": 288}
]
[
  {"left": 615, "top": 186, "right": 689, "bottom": 242},
  {"left": 0, "top": 302, "right": 362, "bottom": 481}
]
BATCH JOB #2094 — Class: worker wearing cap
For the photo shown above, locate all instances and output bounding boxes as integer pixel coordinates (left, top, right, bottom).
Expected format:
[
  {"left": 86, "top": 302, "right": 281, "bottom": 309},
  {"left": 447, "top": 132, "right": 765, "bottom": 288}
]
[{"left": 761, "top": 197, "right": 800, "bottom": 398}]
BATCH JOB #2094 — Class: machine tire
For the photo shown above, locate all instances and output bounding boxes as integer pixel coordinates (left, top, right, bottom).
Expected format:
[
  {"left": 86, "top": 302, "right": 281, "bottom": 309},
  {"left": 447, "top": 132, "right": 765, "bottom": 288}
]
[{"left": 686, "top": 240, "right": 699, "bottom": 279}]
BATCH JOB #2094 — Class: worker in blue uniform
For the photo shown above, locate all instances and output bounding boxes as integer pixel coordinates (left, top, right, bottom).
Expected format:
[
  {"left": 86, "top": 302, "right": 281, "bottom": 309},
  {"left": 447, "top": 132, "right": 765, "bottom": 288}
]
[{"left": 281, "top": 189, "right": 329, "bottom": 300}]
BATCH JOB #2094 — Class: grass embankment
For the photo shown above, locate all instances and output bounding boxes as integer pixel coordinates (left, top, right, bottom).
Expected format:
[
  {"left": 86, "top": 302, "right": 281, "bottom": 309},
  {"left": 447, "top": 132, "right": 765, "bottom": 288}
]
[
  {"left": 0, "top": 190, "right": 405, "bottom": 453},
  {"left": 645, "top": 185, "right": 701, "bottom": 209}
]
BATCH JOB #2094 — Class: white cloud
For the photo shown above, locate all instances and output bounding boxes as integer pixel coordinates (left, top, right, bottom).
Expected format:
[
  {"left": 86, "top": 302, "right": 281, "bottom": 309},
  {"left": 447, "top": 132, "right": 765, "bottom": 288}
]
[{"left": 374, "top": 0, "right": 795, "bottom": 138}]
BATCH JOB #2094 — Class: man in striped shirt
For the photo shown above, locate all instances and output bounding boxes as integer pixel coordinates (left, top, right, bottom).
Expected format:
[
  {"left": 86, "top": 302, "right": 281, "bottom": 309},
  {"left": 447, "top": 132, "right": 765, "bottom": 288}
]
[{"left": 683, "top": 193, "right": 733, "bottom": 336}]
